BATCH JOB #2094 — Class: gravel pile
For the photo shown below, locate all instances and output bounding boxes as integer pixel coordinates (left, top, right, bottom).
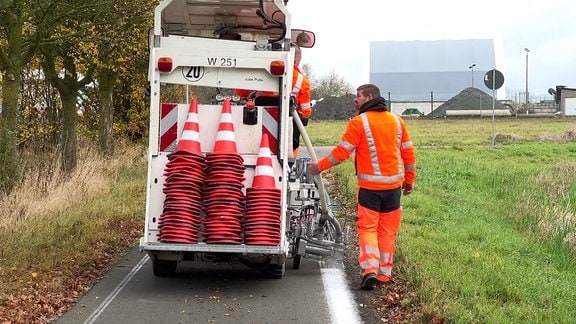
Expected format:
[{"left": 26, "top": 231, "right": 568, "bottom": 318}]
[{"left": 431, "top": 87, "right": 509, "bottom": 116}]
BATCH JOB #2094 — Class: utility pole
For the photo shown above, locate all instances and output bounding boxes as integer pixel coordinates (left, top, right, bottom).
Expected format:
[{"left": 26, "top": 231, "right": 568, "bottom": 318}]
[
  {"left": 524, "top": 48, "right": 530, "bottom": 113},
  {"left": 468, "top": 64, "right": 476, "bottom": 88}
]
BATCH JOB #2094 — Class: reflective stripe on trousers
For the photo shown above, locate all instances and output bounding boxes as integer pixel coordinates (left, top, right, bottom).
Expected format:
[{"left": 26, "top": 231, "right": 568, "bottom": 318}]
[{"left": 357, "top": 205, "right": 402, "bottom": 281}]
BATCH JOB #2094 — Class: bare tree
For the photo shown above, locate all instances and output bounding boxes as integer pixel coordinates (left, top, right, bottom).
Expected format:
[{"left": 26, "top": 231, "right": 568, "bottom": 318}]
[
  {"left": 39, "top": 1, "right": 104, "bottom": 172},
  {"left": 312, "top": 69, "right": 353, "bottom": 99}
]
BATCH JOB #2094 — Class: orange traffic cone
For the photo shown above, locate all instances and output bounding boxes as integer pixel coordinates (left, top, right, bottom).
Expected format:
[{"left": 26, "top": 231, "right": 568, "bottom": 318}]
[
  {"left": 212, "top": 98, "right": 238, "bottom": 154},
  {"left": 251, "top": 133, "right": 276, "bottom": 189},
  {"left": 176, "top": 99, "right": 202, "bottom": 154}
]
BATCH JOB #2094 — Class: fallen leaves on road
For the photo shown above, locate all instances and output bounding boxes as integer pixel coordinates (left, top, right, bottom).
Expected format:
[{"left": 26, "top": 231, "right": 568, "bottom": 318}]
[{"left": 0, "top": 219, "right": 142, "bottom": 323}]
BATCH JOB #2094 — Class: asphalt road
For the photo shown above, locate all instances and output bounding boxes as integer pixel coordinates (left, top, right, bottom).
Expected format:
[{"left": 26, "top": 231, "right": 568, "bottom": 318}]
[
  {"left": 57, "top": 146, "right": 360, "bottom": 324},
  {"left": 299, "top": 145, "right": 333, "bottom": 161},
  {"left": 57, "top": 247, "right": 359, "bottom": 324}
]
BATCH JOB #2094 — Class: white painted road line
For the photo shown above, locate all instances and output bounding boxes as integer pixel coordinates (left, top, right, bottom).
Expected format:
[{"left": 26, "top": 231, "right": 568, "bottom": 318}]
[
  {"left": 83, "top": 255, "right": 149, "bottom": 324},
  {"left": 321, "top": 268, "right": 362, "bottom": 324}
]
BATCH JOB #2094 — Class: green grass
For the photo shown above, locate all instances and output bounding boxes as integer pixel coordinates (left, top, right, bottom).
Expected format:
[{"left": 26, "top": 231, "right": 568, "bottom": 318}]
[
  {"left": 310, "top": 117, "right": 576, "bottom": 323},
  {"left": 305, "top": 120, "right": 347, "bottom": 145}
]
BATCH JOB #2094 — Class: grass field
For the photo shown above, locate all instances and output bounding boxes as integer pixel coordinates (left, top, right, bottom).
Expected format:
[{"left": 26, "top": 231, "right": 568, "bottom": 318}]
[
  {"left": 309, "top": 117, "right": 576, "bottom": 322},
  {"left": 0, "top": 117, "right": 574, "bottom": 322}
]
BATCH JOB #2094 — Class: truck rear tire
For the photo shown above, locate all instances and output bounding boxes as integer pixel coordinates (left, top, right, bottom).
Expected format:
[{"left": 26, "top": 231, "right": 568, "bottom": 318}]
[
  {"left": 292, "top": 236, "right": 302, "bottom": 270},
  {"left": 292, "top": 254, "right": 302, "bottom": 270},
  {"left": 153, "top": 260, "right": 178, "bottom": 277},
  {"left": 261, "top": 262, "right": 285, "bottom": 279}
]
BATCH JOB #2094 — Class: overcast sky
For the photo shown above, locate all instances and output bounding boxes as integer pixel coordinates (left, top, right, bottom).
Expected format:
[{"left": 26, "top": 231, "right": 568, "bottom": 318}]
[{"left": 288, "top": 0, "right": 576, "bottom": 100}]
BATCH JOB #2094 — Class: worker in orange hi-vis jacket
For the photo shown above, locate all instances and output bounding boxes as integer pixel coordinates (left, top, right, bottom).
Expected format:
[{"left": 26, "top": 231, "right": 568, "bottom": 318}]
[
  {"left": 235, "top": 44, "right": 311, "bottom": 157},
  {"left": 307, "top": 83, "right": 416, "bottom": 291},
  {"left": 290, "top": 44, "right": 311, "bottom": 158}
]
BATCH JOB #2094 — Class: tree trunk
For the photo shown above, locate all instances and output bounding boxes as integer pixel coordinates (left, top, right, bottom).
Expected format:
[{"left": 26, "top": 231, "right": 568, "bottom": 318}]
[
  {"left": 98, "top": 68, "right": 116, "bottom": 156},
  {"left": 0, "top": 70, "right": 22, "bottom": 193},
  {"left": 45, "top": 86, "right": 61, "bottom": 147},
  {"left": 60, "top": 92, "right": 77, "bottom": 173},
  {"left": 0, "top": 70, "right": 22, "bottom": 153}
]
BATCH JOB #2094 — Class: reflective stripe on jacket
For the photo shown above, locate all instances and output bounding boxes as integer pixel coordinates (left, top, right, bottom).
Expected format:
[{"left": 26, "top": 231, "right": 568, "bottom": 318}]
[
  {"left": 318, "top": 110, "right": 416, "bottom": 190},
  {"left": 291, "top": 66, "right": 311, "bottom": 116}
]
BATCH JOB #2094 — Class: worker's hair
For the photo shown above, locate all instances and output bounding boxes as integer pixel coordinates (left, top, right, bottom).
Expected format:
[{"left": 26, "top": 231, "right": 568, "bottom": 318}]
[
  {"left": 357, "top": 84, "right": 381, "bottom": 98},
  {"left": 296, "top": 32, "right": 310, "bottom": 47}
]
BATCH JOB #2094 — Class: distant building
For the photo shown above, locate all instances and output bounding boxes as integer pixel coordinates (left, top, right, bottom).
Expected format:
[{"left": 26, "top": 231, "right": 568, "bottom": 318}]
[
  {"left": 556, "top": 86, "right": 576, "bottom": 116},
  {"left": 370, "top": 39, "right": 505, "bottom": 101}
]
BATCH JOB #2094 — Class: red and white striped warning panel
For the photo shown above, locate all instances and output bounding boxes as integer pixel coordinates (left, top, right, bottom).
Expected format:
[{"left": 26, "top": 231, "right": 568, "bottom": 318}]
[
  {"left": 262, "top": 107, "right": 279, "bottom": 155},
  {"left": 160, "top": 103, "right": 178, "bottom": 151}
]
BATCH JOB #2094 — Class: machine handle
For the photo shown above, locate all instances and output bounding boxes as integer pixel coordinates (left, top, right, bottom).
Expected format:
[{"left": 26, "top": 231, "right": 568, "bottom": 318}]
[{"left": 291, "top": 110, "right": 343, "bottom": 243}]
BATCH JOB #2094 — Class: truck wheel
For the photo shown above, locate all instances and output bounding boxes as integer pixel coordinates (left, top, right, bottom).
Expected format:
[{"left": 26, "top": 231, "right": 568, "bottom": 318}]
[
  {"left": 152, "top": 260, "right": 178, "bottom": 277},
  {"left": 261, "top": 262, "right": 285, "bottom": 279},
  {"left": 292, "top": 254, "right": 302, "bottom": 270},
  {"left": 292, "top": 236, "right": 302, "bottom": 270}
]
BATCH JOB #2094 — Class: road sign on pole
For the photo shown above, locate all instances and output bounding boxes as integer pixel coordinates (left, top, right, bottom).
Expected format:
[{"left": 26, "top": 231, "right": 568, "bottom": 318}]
[
  {"left": 484, "top": 69, "right": 504, "bottom": 90},
  {"left": 483, "top": 69, "right": 505, "bottom": 145}
]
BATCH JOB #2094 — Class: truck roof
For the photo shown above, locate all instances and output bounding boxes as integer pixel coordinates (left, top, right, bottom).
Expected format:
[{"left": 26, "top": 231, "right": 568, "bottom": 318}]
[{"left": 160, "top": 0, "right": 287, "bottom": 39}]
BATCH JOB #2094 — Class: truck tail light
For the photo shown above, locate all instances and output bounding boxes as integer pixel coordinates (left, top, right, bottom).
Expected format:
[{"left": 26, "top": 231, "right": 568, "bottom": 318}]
[
  {"left": 157, "top": 57, "right": 173, "bottom": 72},
  {"left": 270, "top": 61, "right": 285, "bottom": 76}
]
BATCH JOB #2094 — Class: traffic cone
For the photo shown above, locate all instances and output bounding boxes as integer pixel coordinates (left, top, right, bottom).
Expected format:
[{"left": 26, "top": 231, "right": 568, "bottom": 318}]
[
  {"left": 176, "top": 99, "right": 202, "bottom": 154},
  {"left": 212, "top": 98, "right": 238, "bottom": 154},
  {"left": 251, "top": 133, "right": 276, "bottom": 189}
]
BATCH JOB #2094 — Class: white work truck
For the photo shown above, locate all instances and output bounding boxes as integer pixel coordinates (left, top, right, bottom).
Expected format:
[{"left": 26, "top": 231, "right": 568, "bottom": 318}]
[{"left": 140, "top": 0, "right": 345, "bottom": 278}]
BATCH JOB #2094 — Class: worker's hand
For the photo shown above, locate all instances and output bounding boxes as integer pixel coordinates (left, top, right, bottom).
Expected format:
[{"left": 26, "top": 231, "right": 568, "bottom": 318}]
[
  {"left": 402, "top": 183, "right": 414, "bottom": 196},
  {"left": 307, "top": 161, "right": 320, "bottom": 176}
]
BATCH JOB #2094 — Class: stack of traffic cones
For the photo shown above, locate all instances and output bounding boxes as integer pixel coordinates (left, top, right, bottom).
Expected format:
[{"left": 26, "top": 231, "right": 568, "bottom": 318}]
[
  {"left": 244, "top": 133, "right": 282, "bottom": 245},
  {"left": 158, "top": 99, "right": 205, "bottom": 243},
  {"left": 203, "top": 98, "right": 245, "bottom": 244}
]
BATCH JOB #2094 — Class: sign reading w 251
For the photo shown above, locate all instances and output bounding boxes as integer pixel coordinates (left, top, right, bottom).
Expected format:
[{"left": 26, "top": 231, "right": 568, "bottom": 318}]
[{"left": 207, "top": 57, "right": 237, "bottom": 67}]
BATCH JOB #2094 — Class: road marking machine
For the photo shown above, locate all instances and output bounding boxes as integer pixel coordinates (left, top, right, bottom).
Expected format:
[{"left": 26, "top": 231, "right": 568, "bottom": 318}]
[{"left": 140, "top": 0, "right": 346, "bottom": 278}]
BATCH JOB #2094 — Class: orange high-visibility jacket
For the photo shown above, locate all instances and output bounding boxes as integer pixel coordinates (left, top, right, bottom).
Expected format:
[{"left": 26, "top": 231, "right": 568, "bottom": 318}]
[
  {"left": 235, "top": 66, "right": 311, "bottom": 118},
  {"left": 292, "top": 65, "right": 311, "bottom": 117},
  {"left": 317, "top": 110, "right": 415, "bottom": 190}
]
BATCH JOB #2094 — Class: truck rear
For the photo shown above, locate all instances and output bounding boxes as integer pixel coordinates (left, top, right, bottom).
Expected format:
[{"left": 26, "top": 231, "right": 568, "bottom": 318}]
[{"left": 140, "top": 0, "right": 344, "bottom": 278}]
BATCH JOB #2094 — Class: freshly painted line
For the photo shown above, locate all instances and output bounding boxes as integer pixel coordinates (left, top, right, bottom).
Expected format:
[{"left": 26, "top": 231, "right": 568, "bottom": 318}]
[
  {"left": 83, "top": 255, "right": 149, "bottom": 324},
  {"left": 321, "top": 268, "right": 362, "bottom": 324}
]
